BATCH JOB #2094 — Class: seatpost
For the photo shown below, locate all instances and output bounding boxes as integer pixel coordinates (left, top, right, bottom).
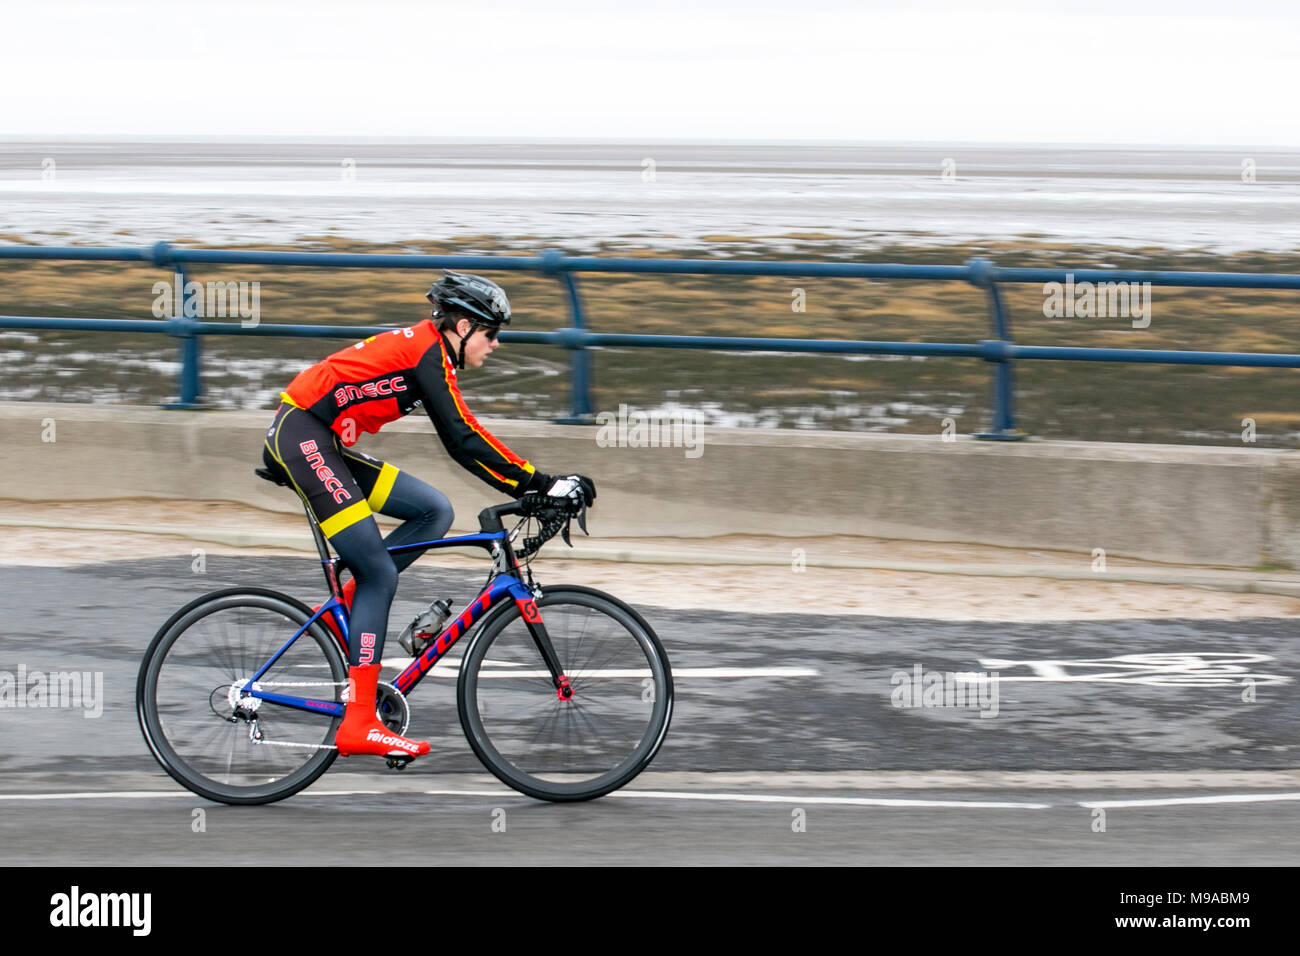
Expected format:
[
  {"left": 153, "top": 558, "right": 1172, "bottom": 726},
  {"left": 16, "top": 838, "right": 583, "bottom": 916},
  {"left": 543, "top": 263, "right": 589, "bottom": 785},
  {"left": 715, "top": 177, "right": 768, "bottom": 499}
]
[{"left": 300, "top": 498, "right": 341, "bottom": 594}]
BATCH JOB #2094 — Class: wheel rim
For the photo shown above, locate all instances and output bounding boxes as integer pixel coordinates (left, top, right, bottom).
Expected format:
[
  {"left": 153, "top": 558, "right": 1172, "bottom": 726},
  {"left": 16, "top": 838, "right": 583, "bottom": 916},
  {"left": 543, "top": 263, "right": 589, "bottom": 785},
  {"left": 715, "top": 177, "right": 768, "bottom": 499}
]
[
  {"left": 464, "top": 596, "right": 670, "bottom": 796},
  {"left": 143, "top": 597, "right": 342, "bottom": 797}
]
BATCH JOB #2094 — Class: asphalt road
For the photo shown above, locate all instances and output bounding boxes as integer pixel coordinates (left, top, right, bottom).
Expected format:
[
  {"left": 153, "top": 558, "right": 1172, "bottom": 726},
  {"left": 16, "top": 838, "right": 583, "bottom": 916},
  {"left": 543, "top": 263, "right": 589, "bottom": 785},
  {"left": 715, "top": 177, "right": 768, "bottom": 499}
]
[{"left": 1, "top": 555, "right": 1297, "bottom": 865}]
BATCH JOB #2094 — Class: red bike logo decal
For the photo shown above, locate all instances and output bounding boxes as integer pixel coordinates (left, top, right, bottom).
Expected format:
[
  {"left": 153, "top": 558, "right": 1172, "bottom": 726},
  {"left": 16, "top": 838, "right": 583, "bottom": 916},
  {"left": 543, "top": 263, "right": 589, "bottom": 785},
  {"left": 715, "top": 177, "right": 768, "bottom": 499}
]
[{"left": 518, "top": 599, "right": 542, "bottom": 623}]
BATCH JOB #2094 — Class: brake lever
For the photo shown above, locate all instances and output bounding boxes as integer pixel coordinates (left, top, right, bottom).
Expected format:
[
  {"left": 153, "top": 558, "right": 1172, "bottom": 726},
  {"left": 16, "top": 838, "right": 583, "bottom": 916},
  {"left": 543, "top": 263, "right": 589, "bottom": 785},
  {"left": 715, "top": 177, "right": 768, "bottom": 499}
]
[{"left": 562, "top": 497, "right": 590, "bottom": 547}]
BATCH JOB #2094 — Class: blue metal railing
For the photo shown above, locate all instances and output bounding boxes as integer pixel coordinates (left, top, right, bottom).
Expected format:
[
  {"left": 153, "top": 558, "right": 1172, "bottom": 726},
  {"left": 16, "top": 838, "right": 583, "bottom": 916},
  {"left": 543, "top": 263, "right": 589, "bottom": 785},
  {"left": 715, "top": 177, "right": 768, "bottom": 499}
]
[{"left": 3, "top": 241, "right": 1299, "bottom": 437}]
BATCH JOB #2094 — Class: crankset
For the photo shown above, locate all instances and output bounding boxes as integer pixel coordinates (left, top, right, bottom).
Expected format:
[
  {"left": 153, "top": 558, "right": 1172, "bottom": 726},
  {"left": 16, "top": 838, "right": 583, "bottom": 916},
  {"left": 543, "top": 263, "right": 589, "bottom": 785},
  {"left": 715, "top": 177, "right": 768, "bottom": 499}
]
[
  {"left": 208, "top": 678, "right": 411, "bottom": 753},
  {"left": 375, "top": 681, "right": 411, "bottom": 735}
]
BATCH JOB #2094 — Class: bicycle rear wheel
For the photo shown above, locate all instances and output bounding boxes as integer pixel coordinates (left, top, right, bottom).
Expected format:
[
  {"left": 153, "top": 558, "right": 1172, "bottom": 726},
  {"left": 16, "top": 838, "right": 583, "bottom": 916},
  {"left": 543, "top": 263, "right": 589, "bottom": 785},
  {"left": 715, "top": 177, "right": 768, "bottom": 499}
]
[
  {"left": 137, "top": 588, "right": 345, "bottom": 805},
  {"left": 456, "top": 586, "right": 673, "bottom": 801}
]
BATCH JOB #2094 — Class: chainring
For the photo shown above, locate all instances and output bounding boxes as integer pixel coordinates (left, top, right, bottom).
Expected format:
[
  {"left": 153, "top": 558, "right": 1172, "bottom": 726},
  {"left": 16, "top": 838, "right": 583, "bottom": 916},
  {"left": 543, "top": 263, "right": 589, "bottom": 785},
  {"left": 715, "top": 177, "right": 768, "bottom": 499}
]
[{"left": 375, "top": 681, "right": 411, "bottom": 735}]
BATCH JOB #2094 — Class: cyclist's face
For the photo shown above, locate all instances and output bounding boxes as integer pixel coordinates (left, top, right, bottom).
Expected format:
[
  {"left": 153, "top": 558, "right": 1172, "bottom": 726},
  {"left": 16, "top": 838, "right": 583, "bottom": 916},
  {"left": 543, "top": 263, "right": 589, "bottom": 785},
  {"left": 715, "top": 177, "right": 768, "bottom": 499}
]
[{"left": 455, "top": 319, "right": 500, "bottom": 368}]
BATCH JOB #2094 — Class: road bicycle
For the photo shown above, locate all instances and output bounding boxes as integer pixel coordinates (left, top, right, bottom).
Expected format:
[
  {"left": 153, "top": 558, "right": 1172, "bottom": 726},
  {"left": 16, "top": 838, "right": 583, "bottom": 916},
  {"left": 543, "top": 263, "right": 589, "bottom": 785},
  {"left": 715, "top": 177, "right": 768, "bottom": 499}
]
[{"left": 136, "top": 470, "right": 674, "bottom": 805}]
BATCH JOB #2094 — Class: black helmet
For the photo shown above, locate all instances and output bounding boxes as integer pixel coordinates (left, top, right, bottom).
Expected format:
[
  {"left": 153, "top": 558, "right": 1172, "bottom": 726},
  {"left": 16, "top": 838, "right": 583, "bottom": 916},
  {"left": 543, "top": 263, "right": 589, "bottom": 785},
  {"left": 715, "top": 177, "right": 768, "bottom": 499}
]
[{"left": 427, "top": 270, "right": 511, "bottom": 328}]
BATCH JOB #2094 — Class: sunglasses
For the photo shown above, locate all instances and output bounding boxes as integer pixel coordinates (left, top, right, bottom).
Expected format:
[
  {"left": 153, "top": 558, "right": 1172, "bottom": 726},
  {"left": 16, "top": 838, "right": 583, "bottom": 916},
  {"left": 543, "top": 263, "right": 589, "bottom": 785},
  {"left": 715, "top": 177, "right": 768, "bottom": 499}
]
[{"left": 479, "top": 326, "right": 500, "bottom": 342}]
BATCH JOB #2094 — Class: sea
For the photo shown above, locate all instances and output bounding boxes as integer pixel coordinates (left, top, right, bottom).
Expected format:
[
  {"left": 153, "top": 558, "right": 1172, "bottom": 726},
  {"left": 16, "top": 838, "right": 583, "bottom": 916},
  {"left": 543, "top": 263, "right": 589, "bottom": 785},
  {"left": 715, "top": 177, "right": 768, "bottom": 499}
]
[{"left": 1, "top": 139, "right": 1298, "bottom": 252}]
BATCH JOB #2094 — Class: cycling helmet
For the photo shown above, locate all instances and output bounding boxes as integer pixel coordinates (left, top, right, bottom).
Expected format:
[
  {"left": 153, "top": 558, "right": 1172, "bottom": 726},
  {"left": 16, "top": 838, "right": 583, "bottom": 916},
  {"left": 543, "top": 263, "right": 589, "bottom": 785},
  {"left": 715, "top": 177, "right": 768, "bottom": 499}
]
[
  {"left": 427, "top": 270, "right": 512, "bottom": 369},
  {"left": 427, "top": 270, "right": 511, "bottom": 327}
]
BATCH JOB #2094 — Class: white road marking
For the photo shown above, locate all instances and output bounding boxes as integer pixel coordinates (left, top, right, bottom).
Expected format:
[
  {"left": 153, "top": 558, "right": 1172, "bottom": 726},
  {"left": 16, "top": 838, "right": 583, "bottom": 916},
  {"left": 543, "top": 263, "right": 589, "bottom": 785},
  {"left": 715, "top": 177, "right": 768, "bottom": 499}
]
[
  {"left": 1079, "top": 792, "right": 1300, "bottom": 809},
  {"left": 298, "top": 790, "right": 385, "bottom": 796},
  {"left": 0, "top": 789, "right": 384, "bottom": 801},
  {"left": 4, "top": 783, "right": 1296, "bottom": 812},
  {"left": 0, "top": 787, "right": 1041, "bottom": 808},
  {"left": 972, "top": 652, "right": 1290, "bottom": 687},
  {"left": 379, "top": 660, "right": 818, "bottom": 678},
  {"left": 0, "top": 791, "right": 192, "bottom": 800},
  {"left": 610, "top": 790, "right": 1052, "bottom": 809},
  {"left": 418, "top": 788, "right": 1050, "bottom": 809}
]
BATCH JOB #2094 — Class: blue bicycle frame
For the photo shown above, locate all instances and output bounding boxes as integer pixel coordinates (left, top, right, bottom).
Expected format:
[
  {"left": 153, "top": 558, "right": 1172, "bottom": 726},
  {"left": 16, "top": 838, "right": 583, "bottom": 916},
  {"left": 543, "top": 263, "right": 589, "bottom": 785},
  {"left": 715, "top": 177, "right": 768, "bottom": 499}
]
[{"left": 242, "top": 499, "right": 568, "bottom": 717}]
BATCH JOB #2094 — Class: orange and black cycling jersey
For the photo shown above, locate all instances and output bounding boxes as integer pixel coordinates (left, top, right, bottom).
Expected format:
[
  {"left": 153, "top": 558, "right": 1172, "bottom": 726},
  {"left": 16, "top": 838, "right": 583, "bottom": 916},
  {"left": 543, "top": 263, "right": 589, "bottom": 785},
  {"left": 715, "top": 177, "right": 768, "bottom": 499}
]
[{"left": 281, "top": 320, "right": 545, "bottom": 498}]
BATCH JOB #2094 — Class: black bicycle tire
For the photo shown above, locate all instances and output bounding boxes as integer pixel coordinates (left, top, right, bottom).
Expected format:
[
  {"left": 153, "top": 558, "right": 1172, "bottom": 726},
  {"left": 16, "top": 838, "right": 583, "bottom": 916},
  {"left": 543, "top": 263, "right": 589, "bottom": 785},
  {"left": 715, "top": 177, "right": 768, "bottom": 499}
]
[
  {"left": 136, "top": 587, "right": 345, "bottom": 805},
  {"left": 456, "top": 586, "right": 673, "bottom": 802}
]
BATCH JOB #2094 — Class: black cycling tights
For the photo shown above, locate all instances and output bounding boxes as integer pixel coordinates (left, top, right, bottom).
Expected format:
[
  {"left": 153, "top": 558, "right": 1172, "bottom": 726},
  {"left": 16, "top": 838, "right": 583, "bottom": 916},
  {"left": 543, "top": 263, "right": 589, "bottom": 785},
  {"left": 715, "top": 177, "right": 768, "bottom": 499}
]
[
  {"left": 263, "top": 404, "right": 454, "bottom": 666},
  {"left": 328, "top": 471, "right": 453, "bottom": 665}
]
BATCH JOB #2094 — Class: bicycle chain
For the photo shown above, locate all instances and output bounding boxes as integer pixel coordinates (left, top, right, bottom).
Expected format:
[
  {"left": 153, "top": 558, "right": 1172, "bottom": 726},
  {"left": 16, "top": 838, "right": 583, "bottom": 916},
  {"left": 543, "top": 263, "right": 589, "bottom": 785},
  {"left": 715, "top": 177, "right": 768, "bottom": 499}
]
[
  {"left": 237, "top": 681, "right": 406, "bottom": 751},
  {"left": 249, "top": 737, "right": 337, "bottom": 751},
  {"left": 236, "top": 679, "right": 345, "bottom": 750}
]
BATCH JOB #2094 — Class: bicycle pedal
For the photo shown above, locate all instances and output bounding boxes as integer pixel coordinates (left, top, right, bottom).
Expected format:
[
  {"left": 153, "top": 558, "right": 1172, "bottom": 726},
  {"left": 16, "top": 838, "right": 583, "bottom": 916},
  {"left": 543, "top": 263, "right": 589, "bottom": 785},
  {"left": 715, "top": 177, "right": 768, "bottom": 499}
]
[{"left": 385, "top": 754, "right": 413, "bottom": 771}]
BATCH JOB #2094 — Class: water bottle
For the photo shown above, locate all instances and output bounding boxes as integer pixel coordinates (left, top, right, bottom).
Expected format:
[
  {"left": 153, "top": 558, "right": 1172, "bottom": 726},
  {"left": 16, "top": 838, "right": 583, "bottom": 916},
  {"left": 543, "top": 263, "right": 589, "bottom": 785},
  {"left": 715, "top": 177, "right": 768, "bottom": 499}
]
[{"left": 397, "top": 598, "right": 454, "bottom": 656}]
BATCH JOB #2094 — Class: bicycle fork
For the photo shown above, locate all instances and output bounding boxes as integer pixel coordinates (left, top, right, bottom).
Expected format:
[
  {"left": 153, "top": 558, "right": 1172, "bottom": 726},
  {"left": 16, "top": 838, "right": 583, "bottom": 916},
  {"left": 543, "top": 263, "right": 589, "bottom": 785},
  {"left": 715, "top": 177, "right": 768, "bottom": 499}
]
[{"left": 514, "top": 596, "right": 573, "bottom": 701}]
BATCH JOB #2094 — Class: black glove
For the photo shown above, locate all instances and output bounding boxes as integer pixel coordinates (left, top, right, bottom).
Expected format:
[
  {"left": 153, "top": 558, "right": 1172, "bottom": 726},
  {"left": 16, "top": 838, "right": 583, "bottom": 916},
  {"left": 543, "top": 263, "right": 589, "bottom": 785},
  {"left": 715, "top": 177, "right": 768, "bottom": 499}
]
[
  {"left": 535, "top": 473, "right": 596, "bottom": 509},
  {"left": 522, "top": 471, "right": 553, "bottom": 499}
]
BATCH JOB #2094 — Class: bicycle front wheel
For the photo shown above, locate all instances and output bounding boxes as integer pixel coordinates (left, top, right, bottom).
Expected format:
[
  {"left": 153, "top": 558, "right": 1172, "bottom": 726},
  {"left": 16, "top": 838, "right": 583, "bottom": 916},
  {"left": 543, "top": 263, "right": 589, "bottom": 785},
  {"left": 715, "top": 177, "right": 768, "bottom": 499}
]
[
  {"left": 456, "top": 586, "right": 673, "bottom": 801},
  {"left": 137, "top": 587, "right": 346, "bottom": 805}
]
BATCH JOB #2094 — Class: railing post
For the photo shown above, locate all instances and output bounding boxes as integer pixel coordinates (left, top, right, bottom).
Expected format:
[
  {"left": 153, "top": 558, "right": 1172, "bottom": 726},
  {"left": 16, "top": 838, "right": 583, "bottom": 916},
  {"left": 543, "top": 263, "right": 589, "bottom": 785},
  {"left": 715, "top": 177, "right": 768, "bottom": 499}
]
[
  {"left": 173, "top": 264, "right": 204, "bottom": 407},
  {"left": 542, "top": 248, "right": 595, "bottom": 424},
  {"left": 150, "top": 242, "right": 203, "bottom": 409},
  {"left": 968, "top": 258, "right": 1025, "bottom": 440}
]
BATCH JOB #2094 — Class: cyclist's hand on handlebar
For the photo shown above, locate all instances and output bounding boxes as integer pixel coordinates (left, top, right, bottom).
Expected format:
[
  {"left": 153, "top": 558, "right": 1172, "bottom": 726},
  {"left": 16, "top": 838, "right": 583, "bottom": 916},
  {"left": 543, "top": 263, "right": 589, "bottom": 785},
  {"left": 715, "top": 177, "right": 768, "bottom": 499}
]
[
  {"left": 526, "top": 471, "right": 554, "bottom": 498},
  {"left": 544, "top": 474, "right": 596, "bottom": 510},
  {"left": 573, "top": 474, "right": 596, "bottom": 506}
]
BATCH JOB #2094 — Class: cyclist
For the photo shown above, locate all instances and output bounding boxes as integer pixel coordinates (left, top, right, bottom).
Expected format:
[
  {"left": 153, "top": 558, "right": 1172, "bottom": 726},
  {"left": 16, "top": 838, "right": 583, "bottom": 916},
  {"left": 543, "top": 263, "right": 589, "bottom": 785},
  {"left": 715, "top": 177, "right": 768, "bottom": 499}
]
[{"left": 261, "top": 271, "right": 595, "bottom": 761}]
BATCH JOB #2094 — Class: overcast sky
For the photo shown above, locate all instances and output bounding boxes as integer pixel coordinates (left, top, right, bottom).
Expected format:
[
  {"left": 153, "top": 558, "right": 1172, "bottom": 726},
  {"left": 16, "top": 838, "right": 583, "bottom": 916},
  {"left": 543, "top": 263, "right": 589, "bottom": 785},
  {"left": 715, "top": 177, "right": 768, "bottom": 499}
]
[{"left": 2, "top": 0, "right": 1296, "bottom": 145}]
